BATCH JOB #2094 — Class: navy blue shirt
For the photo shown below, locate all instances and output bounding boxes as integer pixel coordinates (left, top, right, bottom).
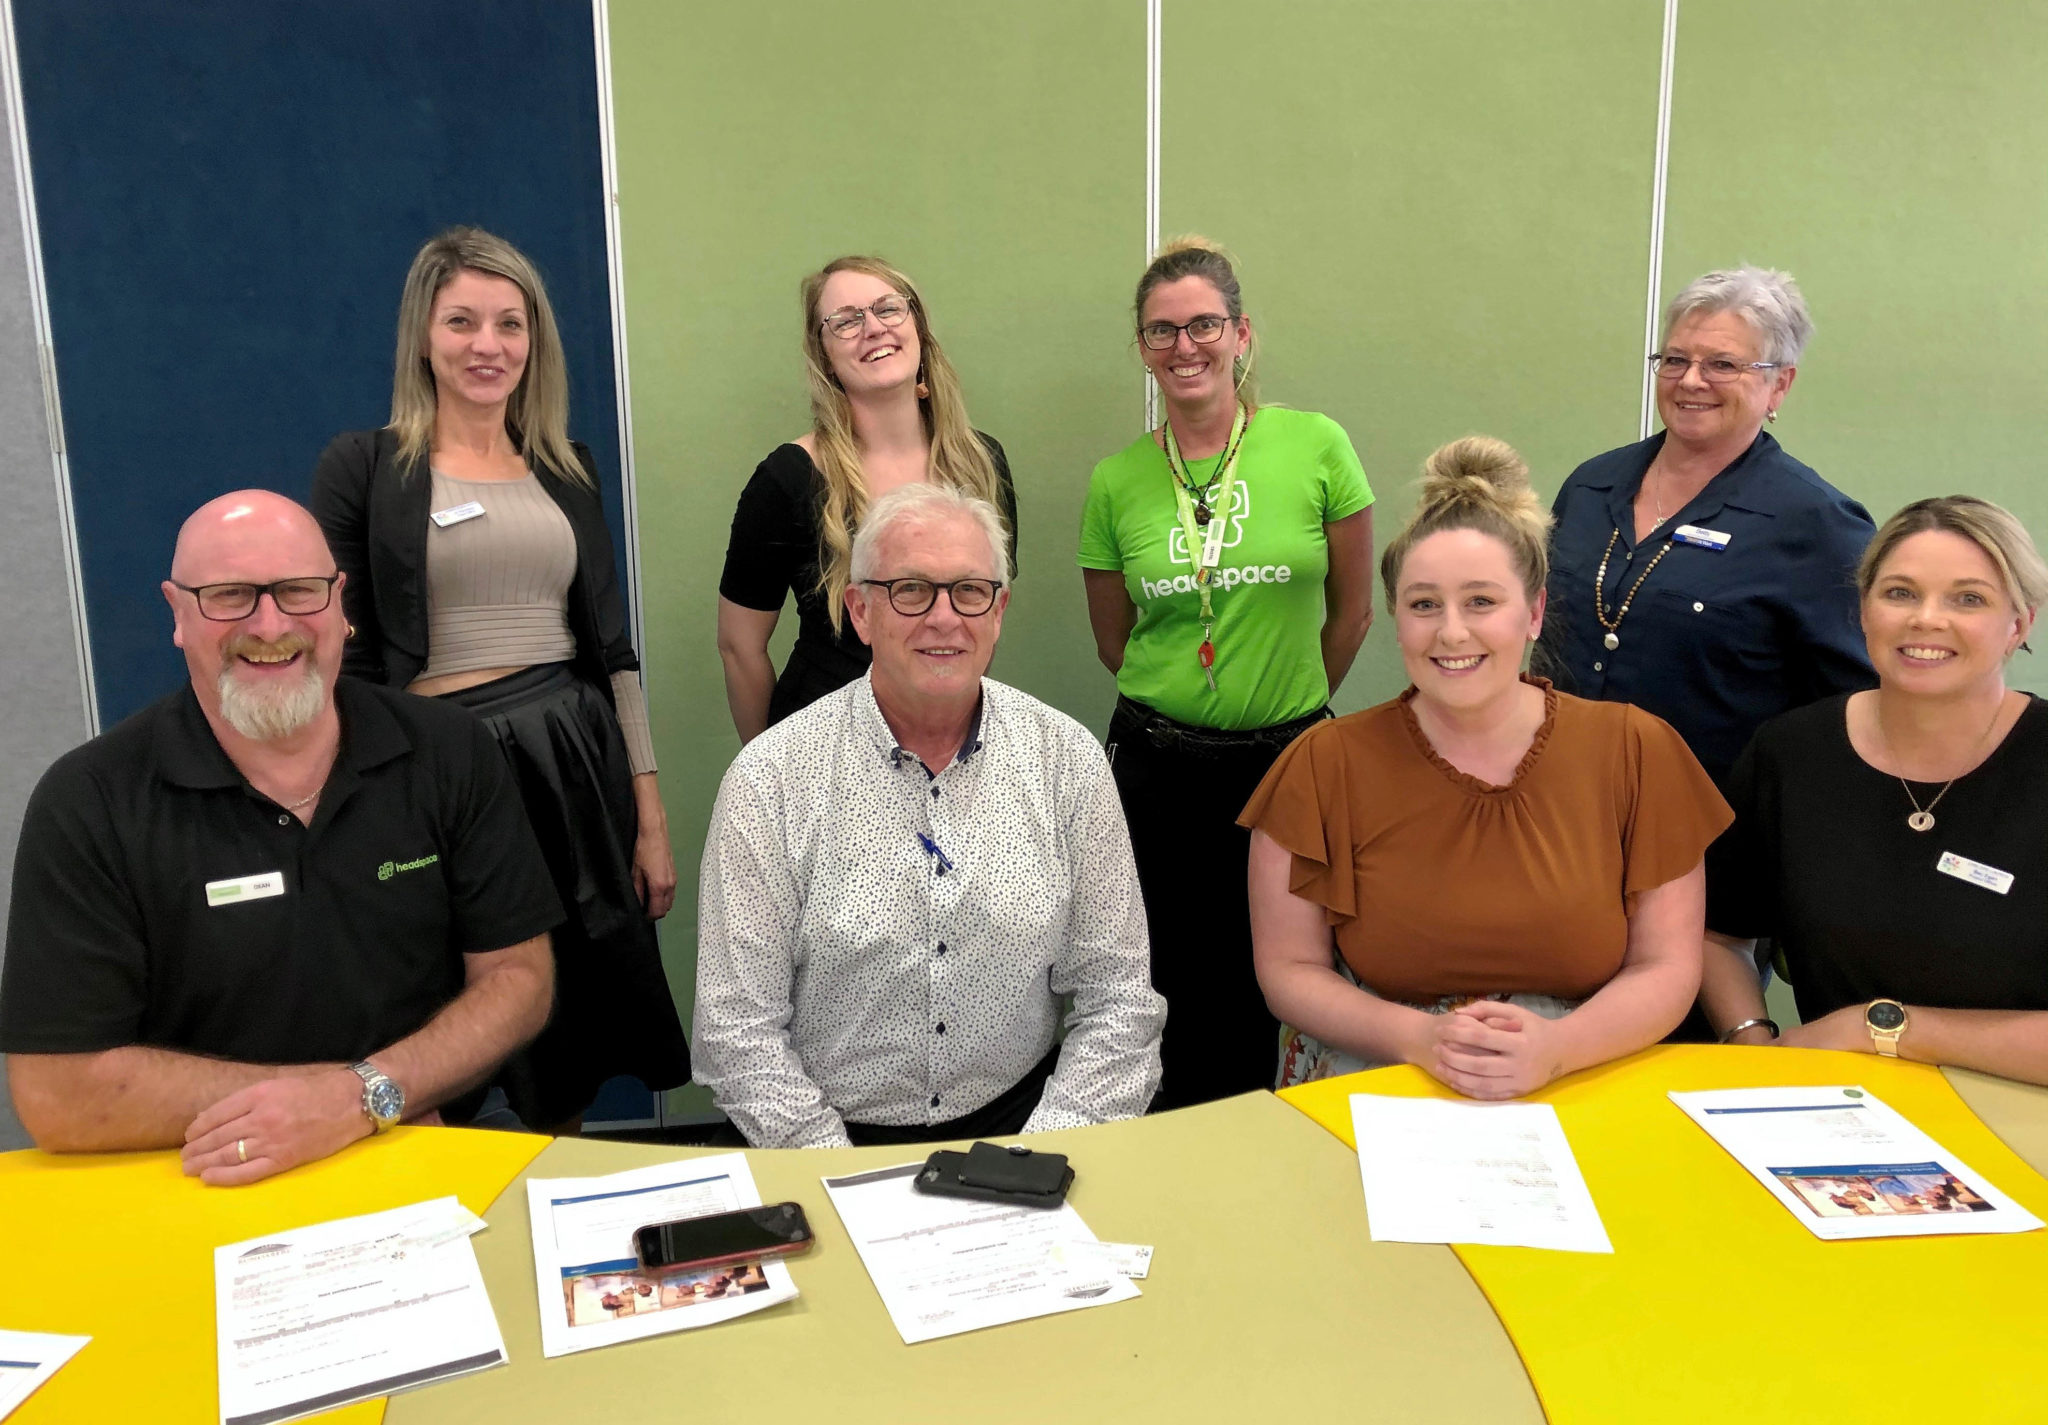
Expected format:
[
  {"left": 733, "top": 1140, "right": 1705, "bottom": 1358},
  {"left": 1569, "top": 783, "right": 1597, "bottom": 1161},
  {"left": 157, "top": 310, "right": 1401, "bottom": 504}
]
[{"left": 1539, "top": 431, "right": 1876, "bottom": 786}]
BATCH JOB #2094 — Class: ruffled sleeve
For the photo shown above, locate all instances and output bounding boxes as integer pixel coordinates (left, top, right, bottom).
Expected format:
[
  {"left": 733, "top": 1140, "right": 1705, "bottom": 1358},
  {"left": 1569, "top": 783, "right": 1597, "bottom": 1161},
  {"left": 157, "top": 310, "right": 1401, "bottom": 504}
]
[
  {"left": 1620, "top": 704, "right": 1733, "bottom": 897},
  {"left": 1237, "top": 721, "right": 1358, "bottom": 922}
]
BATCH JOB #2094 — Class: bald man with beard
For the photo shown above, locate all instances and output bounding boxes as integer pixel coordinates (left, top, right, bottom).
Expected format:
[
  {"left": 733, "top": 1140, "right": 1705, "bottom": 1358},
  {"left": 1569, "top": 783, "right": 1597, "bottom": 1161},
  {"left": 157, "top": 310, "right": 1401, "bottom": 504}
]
[{"left": 0, "top": 491, "right": 559, "bottom": 1183}]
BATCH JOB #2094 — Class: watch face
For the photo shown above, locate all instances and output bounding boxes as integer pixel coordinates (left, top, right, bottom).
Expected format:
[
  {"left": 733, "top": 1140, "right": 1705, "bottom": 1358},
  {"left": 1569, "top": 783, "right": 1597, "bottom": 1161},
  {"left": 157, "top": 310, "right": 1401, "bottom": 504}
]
[
  {"left": 1867, "top": 1001, "right": 1907, "bottom": 1033},
  {"left": 366, "top": 1079, "right": 405, "bottom": 1121}
]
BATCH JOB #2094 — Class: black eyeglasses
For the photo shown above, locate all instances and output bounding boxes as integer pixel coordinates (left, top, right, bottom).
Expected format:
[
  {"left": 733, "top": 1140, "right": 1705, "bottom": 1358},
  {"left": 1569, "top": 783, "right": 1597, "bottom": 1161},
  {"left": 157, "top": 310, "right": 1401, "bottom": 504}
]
[
  {"left": 1647, "top": 353, "right": 1781, "bottom": 383},
  {"left": 821, "top": 296, "right": 913, "bottom": 341},
  {"left": 172, "top": 575, "right": 340, "bottom": 621},
  {"left": 860, "top": 577, "right": 1003, "bottom": 617},
  {"left": 1139, "top": 314, "right": 1233, "bottom": 351}
]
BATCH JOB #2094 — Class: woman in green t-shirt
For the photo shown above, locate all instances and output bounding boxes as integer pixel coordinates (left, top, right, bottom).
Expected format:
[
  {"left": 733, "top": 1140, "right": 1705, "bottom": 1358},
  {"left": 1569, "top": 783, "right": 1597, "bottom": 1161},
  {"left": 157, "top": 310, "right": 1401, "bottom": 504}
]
[{"left": 1077, "top": 236, "right": 1376, "bottom": 1109}]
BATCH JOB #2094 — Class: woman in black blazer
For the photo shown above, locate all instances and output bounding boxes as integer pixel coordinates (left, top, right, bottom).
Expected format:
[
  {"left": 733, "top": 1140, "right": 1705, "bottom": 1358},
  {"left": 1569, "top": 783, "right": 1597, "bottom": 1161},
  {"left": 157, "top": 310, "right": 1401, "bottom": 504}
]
[{"left": 311, "top": 226, "right": 689, "bottom": 1132}]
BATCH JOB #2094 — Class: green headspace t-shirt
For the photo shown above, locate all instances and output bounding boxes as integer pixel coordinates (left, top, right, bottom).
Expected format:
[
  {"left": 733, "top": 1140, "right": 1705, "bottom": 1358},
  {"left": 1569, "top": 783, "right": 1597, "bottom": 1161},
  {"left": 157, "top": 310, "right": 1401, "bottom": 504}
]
[{"left": 1077, "top": 407, "right": 1373, "bottom": 730}]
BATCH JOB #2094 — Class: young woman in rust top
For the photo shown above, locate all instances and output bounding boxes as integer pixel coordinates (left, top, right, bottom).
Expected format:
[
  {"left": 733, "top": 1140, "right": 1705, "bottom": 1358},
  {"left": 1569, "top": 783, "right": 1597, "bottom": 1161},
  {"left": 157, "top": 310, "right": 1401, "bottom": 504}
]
[{"left": 1241, "top": 437, "right": 1730, "bottom": 1098}]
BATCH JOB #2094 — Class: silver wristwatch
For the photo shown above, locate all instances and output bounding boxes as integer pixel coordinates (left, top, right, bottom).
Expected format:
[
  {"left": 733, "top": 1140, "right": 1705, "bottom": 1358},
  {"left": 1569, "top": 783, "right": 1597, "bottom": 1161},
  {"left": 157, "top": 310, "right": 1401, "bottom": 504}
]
[{"left": 348, "top": 1060, "right": 405, "bottom": 1132}]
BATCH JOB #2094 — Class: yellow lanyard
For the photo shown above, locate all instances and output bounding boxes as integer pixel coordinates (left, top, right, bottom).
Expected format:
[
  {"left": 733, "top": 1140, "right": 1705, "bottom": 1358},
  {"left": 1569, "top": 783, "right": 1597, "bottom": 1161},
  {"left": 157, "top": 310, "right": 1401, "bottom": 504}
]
[{"left": 1163, "top": 403, "right": 1248, "bottom": 692}]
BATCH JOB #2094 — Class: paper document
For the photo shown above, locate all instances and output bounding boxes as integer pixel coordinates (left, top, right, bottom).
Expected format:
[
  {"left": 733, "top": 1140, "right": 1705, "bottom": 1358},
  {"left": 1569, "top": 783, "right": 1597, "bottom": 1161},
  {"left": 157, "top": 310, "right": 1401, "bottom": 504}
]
[
  {"left": 213, "top": 1197, "right": 504, "bottom": 1425},
  {"left": 0, "top": 1330, "right": 88, "bottom": 1421},
  {"left": 822, "top": 1163, "right": 1140, "bottom": 1343},
  {"left": 1348, "top": 1095, "right": 1614, "bottom": 1253},
  {"left": 1671, "top": 1086, "right": 2045, "bottom": 1240},
  {"left": 525, "top": 1153, "right": 798, "bottom": 1358}
]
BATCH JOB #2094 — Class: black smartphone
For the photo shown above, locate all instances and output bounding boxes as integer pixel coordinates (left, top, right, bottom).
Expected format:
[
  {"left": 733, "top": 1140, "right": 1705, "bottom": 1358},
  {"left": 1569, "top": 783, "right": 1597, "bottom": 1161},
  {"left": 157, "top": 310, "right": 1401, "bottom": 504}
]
[{"left": 633, "top": 1201, "right": 814, "bottom": 1272}]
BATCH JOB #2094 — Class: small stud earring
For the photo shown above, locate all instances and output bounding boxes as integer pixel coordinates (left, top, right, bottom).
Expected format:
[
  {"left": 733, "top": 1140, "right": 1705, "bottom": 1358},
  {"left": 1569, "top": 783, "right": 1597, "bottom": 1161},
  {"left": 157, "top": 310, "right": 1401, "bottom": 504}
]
[
  {"left": 1765, "top": 408, "right": 1778, "bottom": 423},
  {"left": 345, "top": 622, "right": 358, "bottom": 641}
]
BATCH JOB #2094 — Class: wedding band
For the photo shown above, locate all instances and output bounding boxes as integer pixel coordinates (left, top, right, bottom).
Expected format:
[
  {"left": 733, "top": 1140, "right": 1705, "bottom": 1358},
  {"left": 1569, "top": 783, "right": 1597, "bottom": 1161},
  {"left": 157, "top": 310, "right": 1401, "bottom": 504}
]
[{"left": 236, "top": 1138, "right": 248, "bottom": 1164}]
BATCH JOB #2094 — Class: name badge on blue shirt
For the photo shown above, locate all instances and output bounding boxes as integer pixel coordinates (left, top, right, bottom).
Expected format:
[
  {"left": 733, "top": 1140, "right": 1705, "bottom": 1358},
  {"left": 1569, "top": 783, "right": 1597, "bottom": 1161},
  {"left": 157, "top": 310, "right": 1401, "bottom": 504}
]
[{"left": 1671, "top": 524, "right": 1731, "bottom": 550}]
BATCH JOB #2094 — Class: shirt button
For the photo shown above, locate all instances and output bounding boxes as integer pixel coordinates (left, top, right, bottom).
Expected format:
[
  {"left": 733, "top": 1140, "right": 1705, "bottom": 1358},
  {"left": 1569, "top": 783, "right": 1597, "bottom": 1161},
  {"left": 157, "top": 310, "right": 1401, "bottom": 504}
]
[
  {"left": 935, "top": 1022, "right": 946, "bottom": 1034},
  {"left": 931, "top": 787, "right": 940, "bottom": 800},
  {"left": 930, "top": 1095, "right": 941, "bottom": 1108},
  {"left": 1693, "top": 601, "right": 1705, "bottom": 612},
  {"left": 277, "top": 814, "right": 290, "bottom": 826},
  {"left": 1593, "top": 661, "right": 1604, "bottom": 672},
  {"left": 936, "top": 942, "right": 947, "bottom": 955}
]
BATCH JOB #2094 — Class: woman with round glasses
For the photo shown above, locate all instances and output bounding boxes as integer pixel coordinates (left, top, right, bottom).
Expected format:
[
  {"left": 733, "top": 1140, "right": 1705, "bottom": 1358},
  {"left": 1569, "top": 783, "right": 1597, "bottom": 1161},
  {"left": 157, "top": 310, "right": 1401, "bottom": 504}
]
[
  {"left": 1540, "top": 266, "right": 1874, "bottom": 1038},
  {"left": 717, "top": 255, "right": 1015, "bottom": 740},
  {"left": 1078, "top": 236, "right": 1375, "bottom": 1109},
  {"left": 310, "top": 226, "right": 690, "bottom": 1132},
  {"left": 1703, "top": 497, "right": 2048, "bottom": 1086}
]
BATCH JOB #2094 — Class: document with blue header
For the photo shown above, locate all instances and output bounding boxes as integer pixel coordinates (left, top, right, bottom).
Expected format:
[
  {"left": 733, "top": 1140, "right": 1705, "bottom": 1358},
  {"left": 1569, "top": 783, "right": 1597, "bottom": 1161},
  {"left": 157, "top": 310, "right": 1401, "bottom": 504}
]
[{"left": 1671, "top": 1086, "right": 2044, "bottom": 1240}]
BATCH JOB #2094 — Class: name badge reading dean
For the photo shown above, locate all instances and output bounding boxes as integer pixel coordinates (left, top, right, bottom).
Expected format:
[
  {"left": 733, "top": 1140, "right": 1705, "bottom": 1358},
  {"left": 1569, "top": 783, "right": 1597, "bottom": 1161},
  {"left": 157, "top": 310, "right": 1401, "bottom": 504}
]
[
  {"left": 430, "top": 501, "right": 486, "bottom": 528},
  {"left": 206, "top": 871, "right": 285, "bottom": 907},
  {"left": 1671, "top": 524, "right": 1731, "bottom": 551},
  {"left": 1936, "top": 851, "right": 2014, "bottom": 896}
]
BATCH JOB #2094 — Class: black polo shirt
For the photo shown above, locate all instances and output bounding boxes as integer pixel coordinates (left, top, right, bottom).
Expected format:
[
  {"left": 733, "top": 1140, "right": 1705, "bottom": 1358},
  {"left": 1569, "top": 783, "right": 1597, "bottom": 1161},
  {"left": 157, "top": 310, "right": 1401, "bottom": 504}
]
[
  {"left": 0, "top": 678, "right": 563, "bottom": 1065},
  {"left": 1540, "top": 430, "right": 1876, "bottom": 786}
]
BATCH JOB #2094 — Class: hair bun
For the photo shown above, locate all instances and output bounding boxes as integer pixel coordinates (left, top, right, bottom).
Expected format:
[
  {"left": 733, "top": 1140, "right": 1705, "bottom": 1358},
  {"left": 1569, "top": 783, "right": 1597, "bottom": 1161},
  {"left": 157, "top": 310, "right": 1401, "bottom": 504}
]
[
  {"left": 1420, "top": 435, "right": 1529, "bottom": 505},
  {"left": 1152, "top": 233, "right": 1230, "bottom": 263}
]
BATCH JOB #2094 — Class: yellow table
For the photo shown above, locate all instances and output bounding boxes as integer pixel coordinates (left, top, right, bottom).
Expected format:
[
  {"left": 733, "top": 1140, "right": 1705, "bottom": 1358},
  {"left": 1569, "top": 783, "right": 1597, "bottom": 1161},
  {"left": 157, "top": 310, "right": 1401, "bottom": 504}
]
[
  {"left": 1281, "top": 1046, "right": 2048, "bottom": 1425},
  {"left": 385, "top": 1091, "right": 1540, "bottom": 1424},
  {"left": 0, "top": 1126, "right": 549, "bottom": 1425}
]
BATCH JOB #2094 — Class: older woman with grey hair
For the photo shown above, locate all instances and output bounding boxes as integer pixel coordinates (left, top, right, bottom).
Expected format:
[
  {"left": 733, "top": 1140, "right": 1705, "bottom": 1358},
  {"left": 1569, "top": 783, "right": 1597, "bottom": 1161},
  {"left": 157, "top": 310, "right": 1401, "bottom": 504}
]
[{"left": 1541, "top": 266, "right": 1875, "bottom": 1040}]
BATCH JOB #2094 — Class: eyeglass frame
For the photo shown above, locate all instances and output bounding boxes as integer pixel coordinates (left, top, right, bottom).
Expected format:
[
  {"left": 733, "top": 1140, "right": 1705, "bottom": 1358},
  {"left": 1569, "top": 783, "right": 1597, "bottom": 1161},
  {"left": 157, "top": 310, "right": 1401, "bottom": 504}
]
[
  {"left": 819, "top": 295, "right": 914, "bottom": 341},
  {"left": 858, "top": 576, "right": 1005, "bottom": 618},
  {"left": 1646, "top": 352, "right": 1783, "bottom": 383},
  {"left": 1137, "top": 313, "right": 1237, "bottom": 351},
  {"left": 170, "top": 574, "right": 341, "bottom": 621}
]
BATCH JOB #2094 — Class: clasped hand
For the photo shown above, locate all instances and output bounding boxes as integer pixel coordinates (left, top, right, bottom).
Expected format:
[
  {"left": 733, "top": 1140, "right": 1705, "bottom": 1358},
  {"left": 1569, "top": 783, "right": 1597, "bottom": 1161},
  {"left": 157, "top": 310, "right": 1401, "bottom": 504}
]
[{"left": 1421, "top": 1001, "right": 1568, "bottom": 1101}]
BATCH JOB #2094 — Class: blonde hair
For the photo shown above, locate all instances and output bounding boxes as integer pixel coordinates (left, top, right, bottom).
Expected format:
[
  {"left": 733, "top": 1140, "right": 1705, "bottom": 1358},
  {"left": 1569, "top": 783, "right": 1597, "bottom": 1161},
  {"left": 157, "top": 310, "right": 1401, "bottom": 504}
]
[
  {"left": 1379, "top": 437, "right": 1552, "bottom": 608},
  {"left": 388, "top": 226, "right": 586, "bottom": 485},
  {"left": 1134, "top": 235, "right": 1259, "bottom": 409},
  {"left": 1857, "top": 496, "right": 2048, "bottom": 616},
  {"left": 799, "top": 256, "right": 1001, "bottom": 631}
]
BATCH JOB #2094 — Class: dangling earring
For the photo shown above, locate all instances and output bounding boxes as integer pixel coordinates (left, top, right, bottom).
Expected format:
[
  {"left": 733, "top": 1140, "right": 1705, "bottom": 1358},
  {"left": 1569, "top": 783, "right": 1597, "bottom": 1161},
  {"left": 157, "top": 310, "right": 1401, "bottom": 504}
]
[{"left": 914, "top": 364, "right": 930, "bottom": 401}]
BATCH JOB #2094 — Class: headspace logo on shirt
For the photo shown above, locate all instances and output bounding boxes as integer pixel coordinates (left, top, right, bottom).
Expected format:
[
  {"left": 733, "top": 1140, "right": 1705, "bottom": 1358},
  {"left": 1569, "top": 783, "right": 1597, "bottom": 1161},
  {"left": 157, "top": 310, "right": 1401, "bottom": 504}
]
[
  {"left": 1140, "top": 564, "right": 1294, "bottom": 599},
  {"left": 376, "top": 854, "right": 440, "bottom": 881},
  {"left": 1165, "top": 481, "right": 1251, "bottom": 565}
]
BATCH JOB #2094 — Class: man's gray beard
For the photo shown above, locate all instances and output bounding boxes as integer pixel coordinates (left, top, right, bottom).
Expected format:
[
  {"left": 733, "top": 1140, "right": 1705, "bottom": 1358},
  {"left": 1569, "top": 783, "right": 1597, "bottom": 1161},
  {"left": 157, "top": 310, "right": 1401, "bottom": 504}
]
[{"left": 216, "top": 663, "right": 326, "bottom": 741}]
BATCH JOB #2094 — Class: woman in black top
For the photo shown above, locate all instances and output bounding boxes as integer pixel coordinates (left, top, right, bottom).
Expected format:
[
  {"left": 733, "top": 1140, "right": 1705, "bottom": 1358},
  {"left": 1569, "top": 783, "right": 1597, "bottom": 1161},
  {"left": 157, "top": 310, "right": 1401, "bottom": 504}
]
[
  {"left": 1704, "top": 496, "right": 2048, "bottom": 1086},
  {"left": 717, "top": 255, "right": 1014, "bottom": 738}
]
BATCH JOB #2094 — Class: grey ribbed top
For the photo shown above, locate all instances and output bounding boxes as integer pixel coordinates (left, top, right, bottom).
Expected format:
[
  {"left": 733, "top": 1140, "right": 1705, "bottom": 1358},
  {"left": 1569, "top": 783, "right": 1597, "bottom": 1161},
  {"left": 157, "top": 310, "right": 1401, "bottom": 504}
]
[{"left": 418, "top": 471, "right": 656, "bottom": 774}]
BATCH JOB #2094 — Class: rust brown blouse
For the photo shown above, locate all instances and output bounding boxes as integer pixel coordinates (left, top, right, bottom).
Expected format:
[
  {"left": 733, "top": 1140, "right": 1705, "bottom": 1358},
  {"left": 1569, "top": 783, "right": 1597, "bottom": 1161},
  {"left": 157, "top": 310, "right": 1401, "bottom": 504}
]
[{"left": 1239, "top": 679, "right": 1730, "bottom": 1002}]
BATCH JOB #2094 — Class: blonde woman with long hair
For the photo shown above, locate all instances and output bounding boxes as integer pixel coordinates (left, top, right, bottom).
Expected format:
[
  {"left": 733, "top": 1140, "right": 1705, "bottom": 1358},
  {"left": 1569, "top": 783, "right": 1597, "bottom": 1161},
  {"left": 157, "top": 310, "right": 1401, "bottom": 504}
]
[
  {"left": 310, "top": 226, "right": 690, "bottom": 1132},
  {"left": 1078, "top": 237, "right": 1375, "bottom": 1109},
  {"left": 717, "top": 256, "right": 1015, "bottom": 740}
]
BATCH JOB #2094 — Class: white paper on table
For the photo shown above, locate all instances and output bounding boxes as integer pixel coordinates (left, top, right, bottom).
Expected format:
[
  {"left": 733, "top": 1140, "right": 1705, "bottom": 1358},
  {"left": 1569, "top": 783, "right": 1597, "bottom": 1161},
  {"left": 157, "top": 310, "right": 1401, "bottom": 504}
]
[
  {"left": 820, "top": 1163, "right": 1139, "bottom": 1344},
  {"left": 1671, "top": 1085, "right": 2044, "bottom": 1241},
  {"left": 0, "top": 1329, "right": 89, "bottom": 1421},
  {"left": 213, "top": 1197, "right": 505, "bottom": 1425},
  {"left": 1348, "top": 1095, "right": 1614, "bottom": 1254},
  {"left": 525, "top": 1153, "right": 798, "bottom": 1358}
]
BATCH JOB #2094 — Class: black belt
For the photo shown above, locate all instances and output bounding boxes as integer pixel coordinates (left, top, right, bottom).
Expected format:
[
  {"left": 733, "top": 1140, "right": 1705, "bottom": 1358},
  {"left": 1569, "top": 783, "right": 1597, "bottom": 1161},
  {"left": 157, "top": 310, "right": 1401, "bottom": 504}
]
[{"left": 1112, "top": 695, "right": 1331, "bottom": 757}]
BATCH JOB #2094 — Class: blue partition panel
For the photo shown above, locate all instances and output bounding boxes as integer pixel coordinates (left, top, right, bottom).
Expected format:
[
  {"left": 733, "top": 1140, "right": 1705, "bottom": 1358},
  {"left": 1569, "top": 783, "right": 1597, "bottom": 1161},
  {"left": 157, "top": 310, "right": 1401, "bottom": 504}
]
[{"left": 13, "top": 0, "right": 626, "bottom": 725}]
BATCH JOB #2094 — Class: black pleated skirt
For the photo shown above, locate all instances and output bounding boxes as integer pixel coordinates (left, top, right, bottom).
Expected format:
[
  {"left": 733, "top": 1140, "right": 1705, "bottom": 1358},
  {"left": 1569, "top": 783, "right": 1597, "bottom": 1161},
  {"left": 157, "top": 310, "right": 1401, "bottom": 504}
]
[{"left": 443, "top": 663, "right": 691, "bottom": 1126}]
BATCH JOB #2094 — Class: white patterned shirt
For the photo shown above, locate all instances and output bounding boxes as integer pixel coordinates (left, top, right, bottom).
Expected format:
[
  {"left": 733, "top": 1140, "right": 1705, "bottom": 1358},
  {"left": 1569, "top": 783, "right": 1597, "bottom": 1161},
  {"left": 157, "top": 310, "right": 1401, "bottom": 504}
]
[{"left": 694, "top": 673, "right": 1164, "bottom": 1148}]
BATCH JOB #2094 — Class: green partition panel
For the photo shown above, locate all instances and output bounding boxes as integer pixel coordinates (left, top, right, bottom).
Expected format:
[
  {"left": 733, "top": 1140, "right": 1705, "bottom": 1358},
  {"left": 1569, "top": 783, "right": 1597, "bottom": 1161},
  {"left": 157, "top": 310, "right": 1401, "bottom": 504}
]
[
  {"left": 609, "top": 2, "right": 1144, "bottom": 1109},
  {"left": 1664, "top": 0, "right": 2048, "bottom": 695},
  {"left": 1160, "top": 0, "right": 1665, "bottom": 712}
]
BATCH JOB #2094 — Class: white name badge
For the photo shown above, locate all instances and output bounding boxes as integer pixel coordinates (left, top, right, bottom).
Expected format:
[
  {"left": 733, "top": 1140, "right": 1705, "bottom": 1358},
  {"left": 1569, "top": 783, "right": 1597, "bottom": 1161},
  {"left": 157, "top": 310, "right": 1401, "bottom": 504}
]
[
  {"left": 1936, "top": 850, "right": 2014, "bottom": 896},
  {"left": 1671, "top": 524, "right": 1731, "bottom": 550},
  {"left": 430, "top": 501, "right": 486, "bottom": 528},
  {"left": 205, "top": 871, "right": 285, "bottom": 907}
]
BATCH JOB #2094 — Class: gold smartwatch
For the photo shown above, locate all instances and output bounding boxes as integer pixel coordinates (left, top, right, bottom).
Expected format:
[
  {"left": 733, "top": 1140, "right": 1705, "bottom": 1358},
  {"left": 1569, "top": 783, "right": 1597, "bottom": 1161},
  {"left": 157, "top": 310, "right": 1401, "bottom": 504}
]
[{"left": 1865, "top": 1000, "right": 1909, "bottom": 1057}]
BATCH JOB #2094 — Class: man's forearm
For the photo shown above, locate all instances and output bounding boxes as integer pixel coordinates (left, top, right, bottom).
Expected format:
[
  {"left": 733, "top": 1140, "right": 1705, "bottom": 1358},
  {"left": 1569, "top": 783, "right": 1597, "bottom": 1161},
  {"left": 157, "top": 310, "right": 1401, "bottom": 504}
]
[
  {"left": 369, "top": 936, "right": 553, "bottom": 1112},
  {"left": 8, "top": 1047, "right": 331, "bottom": 1152}
]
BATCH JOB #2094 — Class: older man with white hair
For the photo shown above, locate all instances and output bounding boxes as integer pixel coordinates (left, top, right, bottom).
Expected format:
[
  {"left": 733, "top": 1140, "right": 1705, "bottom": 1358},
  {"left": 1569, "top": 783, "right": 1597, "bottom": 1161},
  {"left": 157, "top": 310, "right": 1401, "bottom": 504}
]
[
  {"left": 0, "top": 491, "right": 559, "bottom": 1182},
  {"left": 695, "top": 483, "right": 1164, "bottom": 1147}
]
